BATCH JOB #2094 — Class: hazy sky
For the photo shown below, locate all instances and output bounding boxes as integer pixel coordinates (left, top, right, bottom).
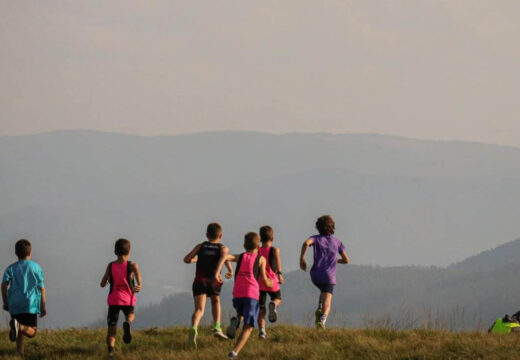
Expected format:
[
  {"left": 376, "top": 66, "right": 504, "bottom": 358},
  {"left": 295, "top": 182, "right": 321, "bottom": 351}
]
[{"left": 1, "top": 1, "right": 519, "bottom": 145}]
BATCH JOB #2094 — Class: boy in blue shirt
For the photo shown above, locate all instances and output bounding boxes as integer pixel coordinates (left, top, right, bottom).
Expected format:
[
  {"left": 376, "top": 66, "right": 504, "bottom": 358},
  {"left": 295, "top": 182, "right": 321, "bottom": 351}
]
[{"left": 1, "top": 239, "right": 46, "bottom": 357}]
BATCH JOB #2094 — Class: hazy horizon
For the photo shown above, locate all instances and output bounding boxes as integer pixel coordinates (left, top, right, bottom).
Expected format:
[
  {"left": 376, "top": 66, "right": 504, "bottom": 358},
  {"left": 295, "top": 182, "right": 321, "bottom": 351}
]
[{"left": 2, "top": 1, "right": 519, "bottom": 146}]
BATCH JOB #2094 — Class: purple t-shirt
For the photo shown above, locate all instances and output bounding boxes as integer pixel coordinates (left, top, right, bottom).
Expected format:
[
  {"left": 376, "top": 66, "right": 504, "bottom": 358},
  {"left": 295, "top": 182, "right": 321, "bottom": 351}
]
[{"left": 309, "top": 235, "right": 346, "bottom": 285}]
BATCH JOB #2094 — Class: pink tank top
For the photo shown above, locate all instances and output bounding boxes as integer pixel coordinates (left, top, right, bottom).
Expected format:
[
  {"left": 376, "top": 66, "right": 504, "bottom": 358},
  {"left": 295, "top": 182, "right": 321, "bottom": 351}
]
[
  {"left": 107, "top": 261, "right": 137, "bottom": 306},
  {"left": 232, "top": 253, "right": 260, "bottom": 300},
  {"left": 258, "top": 246, "right": 280, "bottom": 292}
]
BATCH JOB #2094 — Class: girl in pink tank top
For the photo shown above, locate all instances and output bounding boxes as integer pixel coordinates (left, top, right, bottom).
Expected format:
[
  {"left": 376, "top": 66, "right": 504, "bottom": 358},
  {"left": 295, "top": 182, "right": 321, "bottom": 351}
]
[
  {"left": 215, "top": 232, "right": 273, "bottom": 359},
  {"left": 107, "top": 261, "right": 137, "bottom": 306},
  {"left": 100, "top": 239, "right": 142, "bottom": 356},
  {"left": 256, "top": 225, "right": 284, "bottom": 339},
  {"left": 232, "top": 252, "right": 261, "bottom": 299},
  {"left": 258, "top": 246, "right": 280, "bottom": 292}
]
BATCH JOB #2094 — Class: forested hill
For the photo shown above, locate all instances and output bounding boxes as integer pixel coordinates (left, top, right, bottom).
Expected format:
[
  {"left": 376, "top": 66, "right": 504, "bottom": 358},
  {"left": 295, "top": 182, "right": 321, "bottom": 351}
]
[{"left": 120, "top": 238, "right": 520, "bottom": 331}]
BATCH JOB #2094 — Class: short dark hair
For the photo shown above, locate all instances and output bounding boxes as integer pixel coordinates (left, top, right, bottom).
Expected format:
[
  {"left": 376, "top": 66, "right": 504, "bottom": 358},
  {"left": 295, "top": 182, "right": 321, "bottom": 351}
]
[
  {"left": 206, "top": 222, "right": 222, "bottom": 240},
  {"left": 15, "top": 239, "right": 31, "bottom": 259},
  {"left": 316, "top": 215, "right": 335, "bottom": 235},
  {"left": 259, "top": 225, "right": 274, "bottom": 243},
  {"left": 114, "top": 238, "right": 131, "bottom": 256},
  {"left": 244, "top": 232, "right": 260, "bottom": 251}
]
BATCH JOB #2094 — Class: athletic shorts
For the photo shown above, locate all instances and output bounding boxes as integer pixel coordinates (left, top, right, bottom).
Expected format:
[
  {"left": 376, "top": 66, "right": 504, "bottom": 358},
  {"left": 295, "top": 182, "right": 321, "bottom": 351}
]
[
  {"left": 232, "top": 298, "right": 259, "bottom": 327},
  {"left": 12, "top": 313, "right": 38, "bottom": 327},
  {"left": 313, "top": 282, "right": 335, "bottom": 294},
  {"left": 259, "top": 290, "right": 282, "bottom": 308},
  {"left": 192, "top": 278, "right": 222, "bottom": 297},
  {"left": 107, "top": 305, "right": 135, "bottom": 327}
]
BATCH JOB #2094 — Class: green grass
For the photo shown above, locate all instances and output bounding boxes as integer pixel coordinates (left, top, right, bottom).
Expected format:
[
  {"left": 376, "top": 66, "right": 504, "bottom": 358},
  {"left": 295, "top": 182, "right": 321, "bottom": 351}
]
[{"left": 1, "top": 326, "right": 520, "bottom": 359}]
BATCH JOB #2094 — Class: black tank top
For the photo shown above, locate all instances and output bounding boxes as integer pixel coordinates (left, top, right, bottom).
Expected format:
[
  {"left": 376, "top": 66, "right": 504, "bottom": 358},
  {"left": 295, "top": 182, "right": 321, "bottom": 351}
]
[{"left": 195, "top": 241, "right": 224, "bottom": 280}]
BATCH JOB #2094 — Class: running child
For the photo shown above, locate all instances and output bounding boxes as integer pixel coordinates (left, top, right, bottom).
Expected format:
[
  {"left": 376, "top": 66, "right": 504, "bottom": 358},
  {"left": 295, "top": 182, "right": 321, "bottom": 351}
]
[
  {"left": 1, "top": 239, "right": 46, "bottom": 357},
  {"left": 100, "top": 238, "right": 142, "bottom": 356},
  {"left": 216, "top": 232, "right": 273, "bottom": 359},
  {"left": 183, "top": 222, "right": 232, "bottom": 347},
  {"left": 300, "top": 215, "right": 350, "bottom": 328},
  {"left": 257, "top": 225, "right": 283, "bottom": 339}
]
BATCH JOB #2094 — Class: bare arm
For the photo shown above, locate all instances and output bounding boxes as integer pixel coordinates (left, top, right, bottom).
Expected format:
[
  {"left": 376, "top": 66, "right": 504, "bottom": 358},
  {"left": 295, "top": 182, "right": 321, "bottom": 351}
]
[
  {"left": 40, "top": 287, "right": 47, "bottom": 317},
  {"left": 259, "top": 257, "right": 273, "bottom": 288},
  {"left": 274, "top": 247, "right": 284, "bottom": 284},
  {"left": 131, "top": 262, "right": 143, "bottom": 293},
  {"left": 300, "top": 238, "right": 314, "bottom": 271},
  {"left": 100, "top": 264, "right": 111, "bottom": 287},
  {"left": 338, "top": 250, "right": 350, "bottom": 264},
  {"left": 215, "top": 253, "right": 239, "bottom": 281},
  {"left": 222, "top": 247, "right": 234, "bottom": 279},
  {"left": 183, "top": 243, "right": 202, "bottom": 264},
  {"left": 1, "top": 282, "right": 8, "bottom": 311}
]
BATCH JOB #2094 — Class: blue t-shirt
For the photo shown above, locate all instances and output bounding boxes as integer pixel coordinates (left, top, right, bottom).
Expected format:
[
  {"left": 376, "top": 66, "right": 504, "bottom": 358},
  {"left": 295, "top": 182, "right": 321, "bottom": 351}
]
[{"left": 2, "top": 260, "right": 45, "bottom": 315}]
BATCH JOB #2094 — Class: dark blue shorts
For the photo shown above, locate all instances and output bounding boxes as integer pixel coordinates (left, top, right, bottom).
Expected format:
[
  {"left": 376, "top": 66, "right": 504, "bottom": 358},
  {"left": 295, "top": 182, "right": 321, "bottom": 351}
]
[
  {"left": 232, "top": 298, "right": 259, "bottom": 327},
  {"left": 313, "top": 282, "right": 335, "bottom": 294}
]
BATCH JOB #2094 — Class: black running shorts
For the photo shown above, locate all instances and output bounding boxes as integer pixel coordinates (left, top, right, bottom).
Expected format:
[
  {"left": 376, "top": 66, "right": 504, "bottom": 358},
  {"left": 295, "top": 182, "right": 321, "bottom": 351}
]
[
  {"left": 107, "top": 305, "right": 135, "bottom": 327},
  {"left": 259, "top": 290, "right": 282, "bottom": 308}
]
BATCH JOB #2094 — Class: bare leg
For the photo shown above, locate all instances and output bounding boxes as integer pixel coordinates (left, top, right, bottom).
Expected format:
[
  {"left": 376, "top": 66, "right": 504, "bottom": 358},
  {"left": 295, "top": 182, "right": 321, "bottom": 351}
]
[
  {"left": 19, "top": 325, "right": 36, "bottom": 338},
  {"left": 321, "top": 293, "right": 333, "bottom": 316},
  {"left": 16, "top": 332, "right": 24, "bottom": 357},
  {"left": 106, "top": 326, "right": 117, "bottom": 349},
  {"left": 210, "top": 295, "right": 221, "bottom": 325},
  {"left": 232, "top": 324, "right": 254, "bottom": 354},
  {"left": 273, "top": 298, "right": 282, "bottom": 308},
  {"left": 258, "top": 307, "right": 266, "bottom": 329},
  {"left": 126, "top": 312, "right": 135, "bottom": 324},
  {"left": 192, "top": 294, "right": 207, "bottom": 327}
]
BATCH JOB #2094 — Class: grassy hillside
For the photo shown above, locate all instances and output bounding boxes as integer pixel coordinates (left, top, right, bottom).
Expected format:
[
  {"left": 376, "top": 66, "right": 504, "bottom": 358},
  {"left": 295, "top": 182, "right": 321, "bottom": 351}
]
[{"left": 1, "top": 326, "right": 520, "bottom": 360}]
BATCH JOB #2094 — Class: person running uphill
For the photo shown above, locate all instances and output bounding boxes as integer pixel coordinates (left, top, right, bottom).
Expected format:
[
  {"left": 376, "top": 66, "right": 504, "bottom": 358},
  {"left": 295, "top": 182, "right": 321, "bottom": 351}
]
[
  {"left": 257, "top": 225, "right": 284, "bottom": 339},
  {"left": 1, "top": 239, "right": 46, "bottom": 357},
  {"left": 100, "top": 238, "right": 142, "bottom": 356},
  {"left": 300, "top": 215, "right": 350, "bottom": 328},
  {"left": 183, "top": 222, "right": 233, "bottom": 347},
  {"left": 216, "top": 232, "right": 273, "bottom": 359}
]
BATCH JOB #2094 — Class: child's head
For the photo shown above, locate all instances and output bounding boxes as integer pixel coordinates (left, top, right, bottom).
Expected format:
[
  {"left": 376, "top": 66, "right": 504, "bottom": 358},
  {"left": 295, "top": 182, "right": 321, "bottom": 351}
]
[
  {"left": 316, "top": 215, "right": 335, "bottom": 236},
  {"left": 114, "top": 238, "right": 131, "bottom": 256},
  {"left": 244, "top": 232, "right": 260, "bottom": 251},
  {"left": 259, "top": 225, "right": 274, "bottom": 243},
  {"left": 15, "top": 239, "right": 31, "bottom": 259},
  {"left": 206, "top": 222, "right": 223, "bottom": 240}
]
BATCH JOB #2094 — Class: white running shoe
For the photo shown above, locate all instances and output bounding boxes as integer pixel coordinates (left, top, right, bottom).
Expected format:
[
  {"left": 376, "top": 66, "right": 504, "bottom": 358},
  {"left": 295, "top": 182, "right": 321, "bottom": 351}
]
[
  {"left": 213, "top": 328, "right": 228, "bottom": 340},
  {"left": 259, "top": 328, "right": 267, "bottom": 339}
]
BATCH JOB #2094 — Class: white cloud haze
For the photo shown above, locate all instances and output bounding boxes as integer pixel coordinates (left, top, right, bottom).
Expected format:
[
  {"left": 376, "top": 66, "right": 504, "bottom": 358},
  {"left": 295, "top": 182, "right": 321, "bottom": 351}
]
[{"left": 1, "top": 0, "right": 519, "bottom": 145}]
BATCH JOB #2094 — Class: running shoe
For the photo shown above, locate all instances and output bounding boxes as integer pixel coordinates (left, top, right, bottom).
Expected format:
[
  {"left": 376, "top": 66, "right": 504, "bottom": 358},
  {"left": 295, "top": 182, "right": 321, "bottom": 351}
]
[
  {"left": 228, "top": 351, "right": 239, "bottom": 359},
  {"left": 213, "top": 328, "right": 228, "bottom": 340},
  {"left": 268, "top": 301, "right": 278, "bottom": 323},
  {"left": 317, "top": 314, "right": 327, "bottom": 329},
  {"left": 188, "top": 327, "right": 198, "bottom": 349},
  {"left": 259, "top": 328, "right": 267, "bottom": 339},
  {"left": 107, "top": 346, "right": 114, "bottom": 357},
  {"left": 123, "top": 321, "right": 132, "bottom": 344},
  {"left": 226, "top": 317, "right": 240, "bottom": 339},
  {"left": 314, "top": 308, "right": 323, "bottom": 328},
  {"left": 9, "top": 318, "right": 19, "bottom": 342}
]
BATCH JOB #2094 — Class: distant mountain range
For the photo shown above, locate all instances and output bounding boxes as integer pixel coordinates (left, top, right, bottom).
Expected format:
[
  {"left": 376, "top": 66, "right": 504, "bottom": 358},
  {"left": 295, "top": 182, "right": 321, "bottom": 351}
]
[{"left": 1, "top": 130, "right": 520, "bottom": 327}]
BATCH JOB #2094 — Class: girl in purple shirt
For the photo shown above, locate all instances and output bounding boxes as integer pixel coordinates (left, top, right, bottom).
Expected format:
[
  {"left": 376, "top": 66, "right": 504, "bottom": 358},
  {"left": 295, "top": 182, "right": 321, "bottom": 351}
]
[{"left": 300, "top": 215, "right": 350, "bottom": 328}]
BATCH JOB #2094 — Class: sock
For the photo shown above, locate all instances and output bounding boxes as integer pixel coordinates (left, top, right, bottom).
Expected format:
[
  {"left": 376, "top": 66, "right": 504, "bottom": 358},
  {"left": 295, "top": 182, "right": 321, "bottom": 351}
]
[
  {"left": 214, "top": 321, "right": 221, "bottom": 331},
  {"left": 191, "top": 325, "right": 198, "bottom": 333},
  {"left": 107, "top": 346, "right": 114, "bottom": 353},
  {"left": 260, "top": 327, "right": 266, "bottom": 333}
]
